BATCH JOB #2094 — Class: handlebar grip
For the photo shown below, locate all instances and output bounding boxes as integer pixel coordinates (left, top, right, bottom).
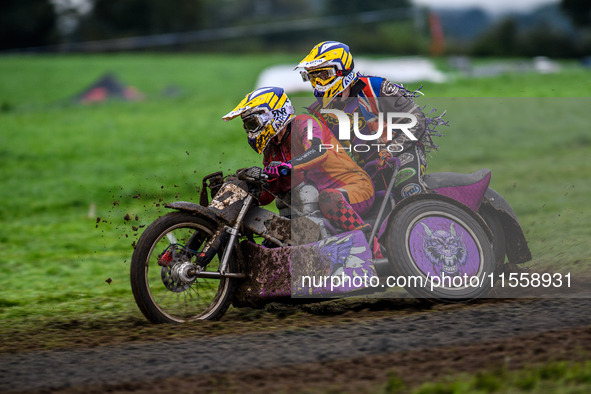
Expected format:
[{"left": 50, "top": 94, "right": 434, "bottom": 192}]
[{"left": 279, "top": 166, "right": 291, "bottom": 176}]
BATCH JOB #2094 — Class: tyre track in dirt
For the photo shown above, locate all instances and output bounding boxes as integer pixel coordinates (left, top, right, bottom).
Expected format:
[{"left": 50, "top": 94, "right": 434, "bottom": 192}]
[{"left": 1, "top": 297, "right": 590, "bottom": 392}]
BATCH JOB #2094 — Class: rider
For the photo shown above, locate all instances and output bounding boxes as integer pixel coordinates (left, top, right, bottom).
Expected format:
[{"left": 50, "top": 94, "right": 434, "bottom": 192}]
[
  {"left": 295, "top": 41, "right": 437, "bottom": 200},
  {"left": 223, "top": 87, "right": 374, "bottom": 233}
]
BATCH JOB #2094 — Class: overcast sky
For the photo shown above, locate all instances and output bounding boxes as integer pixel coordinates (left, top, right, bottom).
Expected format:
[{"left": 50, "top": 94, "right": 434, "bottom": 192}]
[{"left": 413, "top": 0, "right": 559, "bottom": 14}]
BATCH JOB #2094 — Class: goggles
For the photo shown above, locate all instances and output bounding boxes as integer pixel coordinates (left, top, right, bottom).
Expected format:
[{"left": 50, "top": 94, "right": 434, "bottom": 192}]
[
  {"left": 242, "top": 110, "right": 273, "bottom": 133},
  {"left": 241, "top": 106, "right": 295, "bottom": 133},
  {"left": 300, "top": 65, "right": 353, "bottom": 84},
  {"left": 300, "top": 66, "right": 337, "bottom": 83}
]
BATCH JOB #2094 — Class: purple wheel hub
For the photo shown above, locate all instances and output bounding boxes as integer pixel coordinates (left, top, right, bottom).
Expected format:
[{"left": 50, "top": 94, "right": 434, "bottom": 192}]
[{"left": 407, "top": 214, "right": 482, "bottom": 282}]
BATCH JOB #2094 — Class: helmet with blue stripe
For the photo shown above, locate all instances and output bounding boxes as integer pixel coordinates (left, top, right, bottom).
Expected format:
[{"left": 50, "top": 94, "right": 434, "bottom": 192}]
[
  {"left": 295, "top": 41, "right": 358, "bottom": 104},
  {"left": 223, "top": 87, "right": 295, "bottom": 154}
]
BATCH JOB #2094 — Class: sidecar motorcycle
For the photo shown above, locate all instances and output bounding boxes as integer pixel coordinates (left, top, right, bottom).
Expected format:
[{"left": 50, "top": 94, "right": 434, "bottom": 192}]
[{"left": 130, "top": 164, "right": 531, "bottom": 323}]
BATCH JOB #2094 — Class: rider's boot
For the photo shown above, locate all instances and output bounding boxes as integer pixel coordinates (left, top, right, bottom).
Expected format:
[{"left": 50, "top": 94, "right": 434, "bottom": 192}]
[{"left": 318, "top": 189, "right": 366, "bottom": 232}]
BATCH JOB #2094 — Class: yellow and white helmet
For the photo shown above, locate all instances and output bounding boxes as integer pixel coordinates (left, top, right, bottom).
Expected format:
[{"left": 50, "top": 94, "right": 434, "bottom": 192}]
[
  {"left": 222, "top": 87, "right": 295, "bottom": 154},
  {"left": 295, "top": 41, "right": 358, "bottom": 103}
]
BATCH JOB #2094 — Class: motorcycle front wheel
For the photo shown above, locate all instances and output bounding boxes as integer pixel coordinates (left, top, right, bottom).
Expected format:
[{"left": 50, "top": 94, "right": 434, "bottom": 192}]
[{"left": 130, "top": 212, "right": 237, "bottom": 323}]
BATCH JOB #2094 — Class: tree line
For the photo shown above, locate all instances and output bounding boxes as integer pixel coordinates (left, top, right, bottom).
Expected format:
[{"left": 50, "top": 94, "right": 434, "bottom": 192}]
[{"left": 1, "top": 0, "right": 590, "bottom": 58}]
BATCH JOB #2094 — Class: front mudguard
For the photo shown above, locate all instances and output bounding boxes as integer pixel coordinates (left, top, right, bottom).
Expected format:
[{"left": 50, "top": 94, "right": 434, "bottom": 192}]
[
  {"left": 165, "top": 201, "right": 292, "bottom": 245},
  {"left": 165, "top": 201, "right": 219, "bottom": 223},
  {"left": 480, "top": 188, "right": 532, "bottom": 265}
]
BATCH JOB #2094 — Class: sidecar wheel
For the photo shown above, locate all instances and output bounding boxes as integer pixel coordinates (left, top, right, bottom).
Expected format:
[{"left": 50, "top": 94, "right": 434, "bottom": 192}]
[
  {"left": 131, "top": 212, "right": 237, "bottom": 323},
  {"left": 384, "top": 199, "right": 495, "bottom": 300}
]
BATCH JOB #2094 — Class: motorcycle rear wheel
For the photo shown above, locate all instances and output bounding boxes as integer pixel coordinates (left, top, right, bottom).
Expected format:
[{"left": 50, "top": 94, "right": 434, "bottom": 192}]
[
  {"left": 130, "top": 212, "right": 237, "bottom": 323},
  {"left": 384, "top": 198, "right": 495, "bottom": 300}
]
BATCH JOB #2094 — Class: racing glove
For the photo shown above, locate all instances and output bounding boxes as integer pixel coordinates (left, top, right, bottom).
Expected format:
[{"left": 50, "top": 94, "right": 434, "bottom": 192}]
[{"left": 263, "top": 161, "right": 292, "bottom": 179}]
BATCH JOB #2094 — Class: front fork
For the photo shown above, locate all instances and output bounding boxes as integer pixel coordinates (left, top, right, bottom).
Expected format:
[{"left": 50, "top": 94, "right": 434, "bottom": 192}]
[{"left": 190, "top": 195, "right": 254, "bottom": 278}]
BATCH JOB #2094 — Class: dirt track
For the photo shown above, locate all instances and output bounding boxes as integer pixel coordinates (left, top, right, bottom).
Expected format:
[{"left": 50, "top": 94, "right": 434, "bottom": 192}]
[{"left": 1, "top": 296, "right": 590, "bottom": 393}]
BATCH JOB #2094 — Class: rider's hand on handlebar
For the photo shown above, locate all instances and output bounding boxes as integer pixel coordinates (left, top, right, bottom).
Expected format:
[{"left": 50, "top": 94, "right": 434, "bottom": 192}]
[
  {"left": 263, "top": 161, "right": 292, "bottom": 179},
  {"left": 239, "top": 166, "right": 269, "bottom": 182}
]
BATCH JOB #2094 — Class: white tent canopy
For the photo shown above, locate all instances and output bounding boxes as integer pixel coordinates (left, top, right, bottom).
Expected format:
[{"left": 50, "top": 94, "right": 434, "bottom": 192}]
[{"left": 255, "top": 57, "right": 448, "bottom": 93}]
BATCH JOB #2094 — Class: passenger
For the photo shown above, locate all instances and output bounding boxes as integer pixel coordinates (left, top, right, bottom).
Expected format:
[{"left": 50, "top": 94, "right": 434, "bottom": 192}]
[{"left": 296, "top": 41, "right": 438, "bottom": 201}]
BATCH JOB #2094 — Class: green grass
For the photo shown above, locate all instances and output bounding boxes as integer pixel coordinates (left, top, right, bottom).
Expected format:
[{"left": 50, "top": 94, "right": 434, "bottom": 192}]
[
  {"left": 0, "top": 54, "right": 589, "bottom": 325},
  {"left": 0, "top": 53, "right": 297, "bottom": 320},
  {"left": 428, "top": 63, "right": 591, "bottom": 97},
  {"left": 383, "top": 360, "right": 591, "bottom": 393}
]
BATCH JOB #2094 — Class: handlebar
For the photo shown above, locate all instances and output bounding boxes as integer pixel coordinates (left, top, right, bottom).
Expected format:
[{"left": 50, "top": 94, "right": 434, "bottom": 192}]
[
  {"left": 237, "top": 163, "right": 290, "bottom": 183},
  {"left": 278, "top": 166, "right": 291, "bottom": 177},
  {"left": 237, "top": 166, "right": 269, "bottom": 183}
]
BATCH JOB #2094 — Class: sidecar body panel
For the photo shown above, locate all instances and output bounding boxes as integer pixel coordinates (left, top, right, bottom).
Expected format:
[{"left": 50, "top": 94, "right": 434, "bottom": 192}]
[
  {"left": 233, "top": 230, "right": 377, "bottom": 307},
  {"left": 242, "top": 206, "right": 291, "bottom": 244},
  {"left": 423, "top": 169, "right": 491, "bottom": 211}
]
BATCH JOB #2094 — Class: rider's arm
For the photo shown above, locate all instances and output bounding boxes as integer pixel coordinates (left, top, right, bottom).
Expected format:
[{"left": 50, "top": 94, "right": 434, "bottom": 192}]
[
  {"left": 258, "top": 190, "right": 275, "bottom": 206},
  {"left": 291, "top": 137, "right": 327, "bottom": 168},
  {"left": 259, "top": 144, "right": 291, "bottom": 205},
  {"left": 379, "top": 79, "right": 427, "bottom": 145},
  {"left": 290, "top": 116, "right": 329, "bottom": 171}
]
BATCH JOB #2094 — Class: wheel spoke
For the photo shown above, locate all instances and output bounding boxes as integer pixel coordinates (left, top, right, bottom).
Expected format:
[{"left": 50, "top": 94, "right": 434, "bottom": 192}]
[{"left": 131, "top": 213, "right": 236, "bottom": 323}]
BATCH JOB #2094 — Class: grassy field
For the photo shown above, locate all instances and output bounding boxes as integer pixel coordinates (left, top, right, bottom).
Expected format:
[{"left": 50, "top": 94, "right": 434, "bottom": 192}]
[
  {"left": 385, "top": 360, "right": 591, "bottom": 393},
  {"left": 0, "top": 54, "right": 589, "bottom": 326}
]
